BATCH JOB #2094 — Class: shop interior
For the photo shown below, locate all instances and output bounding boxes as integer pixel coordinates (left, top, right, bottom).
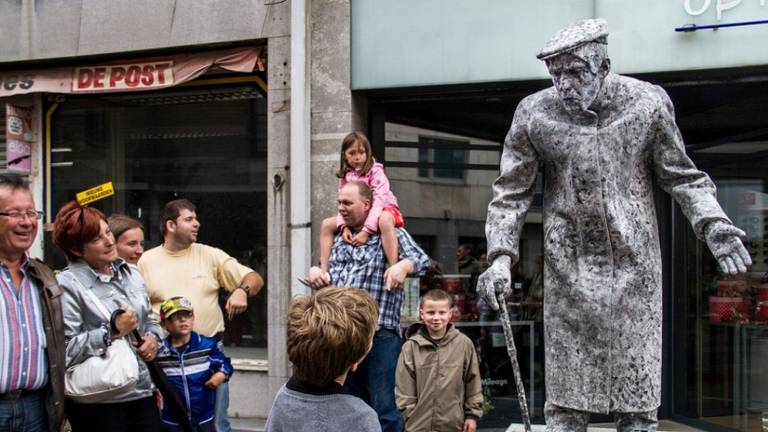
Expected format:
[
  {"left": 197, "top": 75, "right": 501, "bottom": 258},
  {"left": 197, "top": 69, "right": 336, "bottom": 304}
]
[{"left": 44, "top": 77, "right": 269, "bottom": 358}]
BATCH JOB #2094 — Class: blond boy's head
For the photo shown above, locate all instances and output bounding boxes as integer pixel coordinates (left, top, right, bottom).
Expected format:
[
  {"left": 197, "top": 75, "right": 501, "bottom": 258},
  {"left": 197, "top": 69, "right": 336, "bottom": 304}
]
[{"left": 287, "top": 287, "right": 379, "bottom": 386}]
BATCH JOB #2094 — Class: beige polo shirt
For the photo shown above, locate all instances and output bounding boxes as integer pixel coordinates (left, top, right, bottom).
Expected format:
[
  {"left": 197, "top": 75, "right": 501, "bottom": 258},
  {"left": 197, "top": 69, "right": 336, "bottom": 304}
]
[{"left": 138, "top": 243, "right": 253, "bottom": 337}]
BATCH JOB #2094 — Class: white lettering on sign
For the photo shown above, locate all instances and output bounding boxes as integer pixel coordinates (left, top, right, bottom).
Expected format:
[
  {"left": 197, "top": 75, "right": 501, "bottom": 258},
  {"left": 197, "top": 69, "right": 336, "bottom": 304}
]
[
  {"left": 685, "top": 0, "right": 712, "bottom": 16},
  {"left": 683, "top": 0, "right": 766, "bottom": 21},
  {"left": 72, "top": 62, "right": 174, "bottom": 92},
  {"left": 684, "top": 0, "right": 767, "bottom": 20}
]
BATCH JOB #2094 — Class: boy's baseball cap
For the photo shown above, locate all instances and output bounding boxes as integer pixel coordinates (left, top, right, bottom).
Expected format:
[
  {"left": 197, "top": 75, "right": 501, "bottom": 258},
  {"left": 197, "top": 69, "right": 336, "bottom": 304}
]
[{"left": 160, "top": 296, "right": 194, "bottom": 320}]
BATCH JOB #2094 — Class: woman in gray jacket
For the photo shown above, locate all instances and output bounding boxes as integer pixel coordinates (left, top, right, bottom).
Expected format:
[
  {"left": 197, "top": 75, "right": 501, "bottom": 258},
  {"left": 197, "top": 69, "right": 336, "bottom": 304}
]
[{"left": 53, "top": 201, "right": 163, "bottom": 432}]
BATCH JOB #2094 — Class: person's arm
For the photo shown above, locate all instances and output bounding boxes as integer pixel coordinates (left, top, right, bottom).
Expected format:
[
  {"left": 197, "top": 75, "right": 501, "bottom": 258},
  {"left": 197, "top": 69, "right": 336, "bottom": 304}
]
[
  {"left": 485, "top": 101, "right": 538, "bottom": 265},
  {"left": 133, "top": 271, "right": 163, "bottom": 361},
  {"left": 651, "top": 86, "right": 751, "bottom": 274},
  {"left": 479, "top": 101, "right": 539, "bottom": 309},
  {"left": 394, "top": 341, "right": 418, "bottom": 423},
  {"left": 383, "top": 229, "right": 431, "bottom": 290},
  {"left": 58, "top": 273, "right": 129, "bottom": 367},
  {"left": 214, "top": 246, "right": 264, "bottom": 318},
  {"left": 206, "top": 340, "right": 234, "bottom": 389}
]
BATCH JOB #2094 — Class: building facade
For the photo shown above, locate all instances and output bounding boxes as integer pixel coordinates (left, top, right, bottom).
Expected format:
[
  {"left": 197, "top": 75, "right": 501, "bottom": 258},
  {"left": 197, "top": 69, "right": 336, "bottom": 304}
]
[{"left": 1, "top": 1, "right": 766, "bottom": 430}]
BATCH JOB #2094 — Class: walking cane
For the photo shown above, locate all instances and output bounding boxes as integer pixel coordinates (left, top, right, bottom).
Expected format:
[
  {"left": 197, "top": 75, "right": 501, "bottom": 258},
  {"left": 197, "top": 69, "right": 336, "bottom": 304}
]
[{"left": 497, "top": 293, "right": 532, "bottom": 432}]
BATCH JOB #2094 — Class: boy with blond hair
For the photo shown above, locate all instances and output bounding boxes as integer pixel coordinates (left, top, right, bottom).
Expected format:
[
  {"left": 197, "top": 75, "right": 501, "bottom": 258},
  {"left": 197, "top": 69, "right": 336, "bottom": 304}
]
[
  {"left": 396, "top": 289, "right": 484, "bottom": 432},
  {"left": 265, "top": 287, "right": 381, "bottom": 432}
]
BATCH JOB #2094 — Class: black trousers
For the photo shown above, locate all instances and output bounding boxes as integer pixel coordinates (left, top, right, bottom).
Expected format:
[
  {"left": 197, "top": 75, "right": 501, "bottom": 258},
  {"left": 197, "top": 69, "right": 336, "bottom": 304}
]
[{"left": 66, "top": 396, "right": 162, "bottom": 432}]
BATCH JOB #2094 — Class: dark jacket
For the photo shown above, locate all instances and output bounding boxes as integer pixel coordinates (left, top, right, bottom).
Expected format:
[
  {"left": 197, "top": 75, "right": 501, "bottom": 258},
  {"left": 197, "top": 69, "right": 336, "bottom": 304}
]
[
  {"left": 157, "top": 331, "right": 233, "bottom": 426},
  {"left": 27, "top": 258, "right": 66, "bottom": 432}
]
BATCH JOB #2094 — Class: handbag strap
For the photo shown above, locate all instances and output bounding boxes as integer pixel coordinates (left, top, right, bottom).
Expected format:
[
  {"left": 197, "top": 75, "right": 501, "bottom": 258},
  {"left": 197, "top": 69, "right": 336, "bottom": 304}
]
[{"left": 69, "top": 272, "right": 113, "bottom": 322}]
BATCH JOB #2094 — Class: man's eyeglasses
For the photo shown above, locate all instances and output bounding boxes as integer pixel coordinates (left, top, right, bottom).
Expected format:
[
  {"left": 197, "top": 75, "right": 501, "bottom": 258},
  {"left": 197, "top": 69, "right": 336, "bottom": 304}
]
[{"left": 0, "top": 210, "right": 45, "bottom": 221}]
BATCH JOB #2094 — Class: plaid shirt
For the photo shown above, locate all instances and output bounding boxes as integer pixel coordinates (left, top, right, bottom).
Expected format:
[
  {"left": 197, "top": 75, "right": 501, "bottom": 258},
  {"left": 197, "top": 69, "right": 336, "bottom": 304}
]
[{"left": 329, "top": 228, "right": 430, "bottom": 330}]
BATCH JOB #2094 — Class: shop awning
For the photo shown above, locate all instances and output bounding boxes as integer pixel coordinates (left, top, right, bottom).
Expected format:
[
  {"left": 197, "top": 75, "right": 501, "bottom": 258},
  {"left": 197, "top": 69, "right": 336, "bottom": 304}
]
[{"left": 0, "top": 46, "right": 264, "bottom": 97}]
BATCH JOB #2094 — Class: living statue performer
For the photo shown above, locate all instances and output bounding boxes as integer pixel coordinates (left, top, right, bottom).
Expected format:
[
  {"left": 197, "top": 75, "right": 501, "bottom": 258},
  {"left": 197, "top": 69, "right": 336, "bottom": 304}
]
[{"left": 478, "top": 18, "right": 751, "bottom": 432}]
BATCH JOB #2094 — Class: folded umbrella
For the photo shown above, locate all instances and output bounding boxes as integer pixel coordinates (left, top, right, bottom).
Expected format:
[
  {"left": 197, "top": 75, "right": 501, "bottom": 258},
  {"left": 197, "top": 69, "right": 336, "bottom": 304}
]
[{"left": 133, "top": 330, "right": 195, "bottom": 432}]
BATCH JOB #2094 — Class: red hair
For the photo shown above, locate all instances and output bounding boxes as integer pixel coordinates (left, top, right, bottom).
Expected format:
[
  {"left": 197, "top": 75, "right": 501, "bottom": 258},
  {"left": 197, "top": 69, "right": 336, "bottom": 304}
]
[{"left": 52, "top": 201, "right": 107, "bottom": 262}]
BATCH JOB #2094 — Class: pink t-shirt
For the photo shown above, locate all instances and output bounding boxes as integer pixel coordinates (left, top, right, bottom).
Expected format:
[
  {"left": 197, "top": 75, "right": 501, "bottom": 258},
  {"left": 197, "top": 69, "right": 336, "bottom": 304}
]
[{"left": 336, "top": 162, "right": 399, "bottom": 234}]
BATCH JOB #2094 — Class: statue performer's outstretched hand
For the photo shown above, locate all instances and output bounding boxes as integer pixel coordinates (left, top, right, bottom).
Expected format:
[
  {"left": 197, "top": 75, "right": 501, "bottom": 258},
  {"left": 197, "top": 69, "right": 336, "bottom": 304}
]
[
  {"left": 477, "top": 255, "right": 513, "bottom": 311},
  {"left": 704, "top": 220, "right": 752, "bottom": 275}
]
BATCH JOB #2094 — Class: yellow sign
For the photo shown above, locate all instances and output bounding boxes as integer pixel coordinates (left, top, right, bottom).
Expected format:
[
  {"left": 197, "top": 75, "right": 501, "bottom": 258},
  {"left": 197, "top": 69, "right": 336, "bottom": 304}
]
[{"left": 76, "top": 182, "right": 115, "bottom": 205}]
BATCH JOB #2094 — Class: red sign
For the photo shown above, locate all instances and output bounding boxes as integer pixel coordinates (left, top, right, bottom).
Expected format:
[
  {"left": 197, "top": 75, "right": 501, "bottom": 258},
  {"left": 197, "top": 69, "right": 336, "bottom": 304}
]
[{"left": 73, "top": 62, "right": 174, "bottom": 92}]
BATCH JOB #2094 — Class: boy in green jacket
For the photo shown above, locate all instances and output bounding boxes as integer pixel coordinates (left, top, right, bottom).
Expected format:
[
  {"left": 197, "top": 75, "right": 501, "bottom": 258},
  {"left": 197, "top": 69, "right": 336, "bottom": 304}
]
[{"left": 395, "top": 289, "right": 484, "bottom": 432}]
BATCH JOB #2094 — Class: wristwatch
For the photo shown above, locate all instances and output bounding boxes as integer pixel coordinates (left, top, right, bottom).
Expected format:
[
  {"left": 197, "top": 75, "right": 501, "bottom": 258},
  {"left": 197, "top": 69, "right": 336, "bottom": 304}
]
[{"left": 236, "top": 283, "right": 250, "bottom": 295}]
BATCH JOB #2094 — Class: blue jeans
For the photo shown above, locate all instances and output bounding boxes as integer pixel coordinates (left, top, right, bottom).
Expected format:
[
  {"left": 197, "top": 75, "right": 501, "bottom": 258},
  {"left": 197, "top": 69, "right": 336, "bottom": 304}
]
[
  {"left": 0, "top": 391, "right": 47, "bottom": 432},
  {"left": 214, "top": 380, "right": 230, "bottom": 432},
  {"left": 344, "top": 328, "right": 403, "bottom": 432}
]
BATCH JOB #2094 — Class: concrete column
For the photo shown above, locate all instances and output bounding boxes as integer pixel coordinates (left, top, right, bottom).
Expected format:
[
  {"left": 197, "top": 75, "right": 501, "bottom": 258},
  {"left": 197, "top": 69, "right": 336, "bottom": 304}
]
[
  {"left": 266, "top": 33, "right": 293, "bottom": 402},
  {"left": 309, "top": 0, "right": 366, "bottom": 258}
]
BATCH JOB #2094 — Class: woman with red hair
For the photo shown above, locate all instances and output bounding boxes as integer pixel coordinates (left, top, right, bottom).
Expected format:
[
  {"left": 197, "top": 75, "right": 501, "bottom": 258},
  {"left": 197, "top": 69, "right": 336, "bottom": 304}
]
[{"left": 53, "top": 201, "right": 163, "bottom": 431}]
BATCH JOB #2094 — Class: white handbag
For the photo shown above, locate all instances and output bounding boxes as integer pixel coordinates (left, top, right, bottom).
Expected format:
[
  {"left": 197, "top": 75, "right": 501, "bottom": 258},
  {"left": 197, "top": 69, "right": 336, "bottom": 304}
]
[{"left": 64, "top": 279, "right": 140, "bottom": 403}]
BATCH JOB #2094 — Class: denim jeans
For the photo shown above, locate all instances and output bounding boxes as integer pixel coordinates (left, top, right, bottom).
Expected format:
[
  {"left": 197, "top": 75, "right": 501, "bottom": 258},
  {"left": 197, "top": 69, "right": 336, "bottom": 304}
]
[
  {"left": 214, "top": 380, "right": 231, "bottom": 432},
  {"left": 344, "top": 328, "right": 403, "bottom": 432},
  {"left": 0, "top": 391, "right": 47, "bottom": 432}
]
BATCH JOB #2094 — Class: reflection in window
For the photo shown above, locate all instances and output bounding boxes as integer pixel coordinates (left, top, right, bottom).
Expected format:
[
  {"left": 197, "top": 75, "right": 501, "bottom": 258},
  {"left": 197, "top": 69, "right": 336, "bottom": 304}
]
[
  {"left": 416, "top": 137, "right": 467, "bottom": 180},
  {"left": 680, "top": 145, "right": 768, "bottom": 430},
  {"left": 48, "top": 84, "right": 268, "bottom": 359}
]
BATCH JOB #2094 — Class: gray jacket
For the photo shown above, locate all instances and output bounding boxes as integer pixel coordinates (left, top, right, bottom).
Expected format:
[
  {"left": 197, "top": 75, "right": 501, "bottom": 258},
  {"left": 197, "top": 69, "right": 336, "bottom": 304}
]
[
  {"left": 486, "top": 73, "right": 732, "bottom": 413},
  {"left": 58, "top": 259, "right": 163, "bottom": 403},
  {"left": 265, "top": 385, "right": 381, "bottom": 432}
]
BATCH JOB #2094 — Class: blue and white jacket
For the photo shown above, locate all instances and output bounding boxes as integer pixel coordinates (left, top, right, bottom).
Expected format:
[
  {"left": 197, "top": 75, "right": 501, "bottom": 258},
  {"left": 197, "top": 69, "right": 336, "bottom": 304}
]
[{"left": 157, "top": 332, "right": 234, "bottom": 426}]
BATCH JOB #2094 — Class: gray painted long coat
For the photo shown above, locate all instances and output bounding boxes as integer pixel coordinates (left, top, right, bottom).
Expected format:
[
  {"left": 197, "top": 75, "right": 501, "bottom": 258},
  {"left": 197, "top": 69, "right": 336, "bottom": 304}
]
[{"left": 486, "top": 73, "right": 731, "bottom": 413}]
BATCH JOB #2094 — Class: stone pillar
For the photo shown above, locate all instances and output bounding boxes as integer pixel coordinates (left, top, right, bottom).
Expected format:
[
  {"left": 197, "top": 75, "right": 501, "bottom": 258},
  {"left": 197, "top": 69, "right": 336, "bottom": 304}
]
[
  {"left": 309, "top": 0, "right": 366, "bottom": 258},
  {"left": 266, "top": 29, "right": 293, "bottom": 405}
]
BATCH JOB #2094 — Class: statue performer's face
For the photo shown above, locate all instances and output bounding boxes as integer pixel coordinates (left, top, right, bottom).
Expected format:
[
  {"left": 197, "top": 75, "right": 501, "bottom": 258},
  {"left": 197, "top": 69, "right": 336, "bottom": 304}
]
[{"left": 546, "top": 51, "right": 608, "bottom": 113}]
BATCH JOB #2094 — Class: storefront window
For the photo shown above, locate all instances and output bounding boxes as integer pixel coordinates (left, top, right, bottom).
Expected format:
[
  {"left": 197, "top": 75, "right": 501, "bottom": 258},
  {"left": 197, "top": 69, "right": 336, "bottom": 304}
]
[
  {"left": 385, "top": 121, "right": 546, "bottom": 426},
  {"left": 46, "top": 81, "right": 268, "bottom": 359},
  {"left": 674, "top": 78, "right": 768, "bottom": 431}
]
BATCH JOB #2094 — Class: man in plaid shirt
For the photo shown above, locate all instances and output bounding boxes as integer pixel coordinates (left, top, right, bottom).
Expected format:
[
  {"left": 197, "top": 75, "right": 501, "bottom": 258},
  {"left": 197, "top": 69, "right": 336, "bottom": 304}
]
[{"left": 305, "top": 181, "right": 430, "bottom": 432}]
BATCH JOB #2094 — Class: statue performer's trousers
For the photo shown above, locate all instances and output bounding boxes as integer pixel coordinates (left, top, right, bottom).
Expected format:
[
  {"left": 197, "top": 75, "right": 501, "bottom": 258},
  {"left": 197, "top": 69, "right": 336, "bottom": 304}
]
[{"left": 544, "top": 401, "right": 658, "bottom": 432}]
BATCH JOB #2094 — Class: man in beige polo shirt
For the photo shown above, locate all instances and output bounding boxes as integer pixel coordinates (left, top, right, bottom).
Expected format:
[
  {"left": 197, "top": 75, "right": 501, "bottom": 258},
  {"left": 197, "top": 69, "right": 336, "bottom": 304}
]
[{"left": 139, "top": 198, "right": 263, "bottom": 432}]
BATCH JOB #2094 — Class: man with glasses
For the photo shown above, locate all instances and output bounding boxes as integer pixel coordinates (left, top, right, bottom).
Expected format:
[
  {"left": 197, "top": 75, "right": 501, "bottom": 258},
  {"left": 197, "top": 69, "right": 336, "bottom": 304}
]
[
  {"left": 0, "top": 175, "right": 65, "bottom": 432},
  {"left": 139, "top": 198, "right": 263, "bottom": 432}
]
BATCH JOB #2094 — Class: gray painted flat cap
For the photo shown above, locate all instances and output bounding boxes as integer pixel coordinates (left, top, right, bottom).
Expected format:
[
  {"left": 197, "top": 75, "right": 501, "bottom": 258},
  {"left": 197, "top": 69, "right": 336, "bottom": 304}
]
[{"left": 537, "top": 18, "right": 608, "bottom": 60}]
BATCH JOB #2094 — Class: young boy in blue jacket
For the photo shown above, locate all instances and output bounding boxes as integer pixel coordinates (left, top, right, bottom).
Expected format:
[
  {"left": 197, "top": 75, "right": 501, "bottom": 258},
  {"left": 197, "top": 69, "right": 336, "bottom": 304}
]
[{"left": 157, "top": 296, "right": 234, "bottom": 432}]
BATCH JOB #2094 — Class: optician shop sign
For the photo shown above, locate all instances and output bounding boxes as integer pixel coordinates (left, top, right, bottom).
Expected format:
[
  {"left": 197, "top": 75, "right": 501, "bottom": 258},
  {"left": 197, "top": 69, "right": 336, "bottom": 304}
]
[
  {"left": 684, "top": 0, "right": 767, "bottom": 20},
  {"left": 0, "top": 46, "right": 263, "bottom": 98}
]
